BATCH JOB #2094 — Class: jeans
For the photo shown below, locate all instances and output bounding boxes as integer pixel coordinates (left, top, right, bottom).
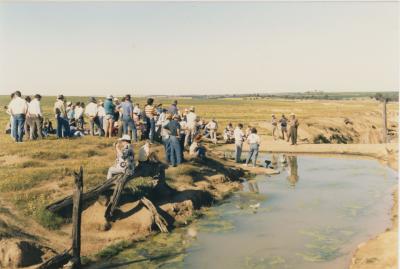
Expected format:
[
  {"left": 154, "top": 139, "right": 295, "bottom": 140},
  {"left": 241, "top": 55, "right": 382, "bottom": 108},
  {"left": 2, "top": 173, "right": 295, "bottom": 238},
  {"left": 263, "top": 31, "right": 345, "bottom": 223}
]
[
  {"left": 56, "top": 115, "right": 70, "bottom": 138},
  {"left": 169, "top": 136, "right": 182, "bottom": 166},
  {"left": 246, "top": 143, "right": 259, "bottom": 166},
  {"left": 235, "top": 143, "right": 243, "bottom": 163},
  {"left": 148, "top": 118, "right": 156, "bottom": 143},
  {"left": 122, "top": 115, "right": 138, "bottom": 142},
  {"left": 12, "top": 114, "right": 25, "bottom": 142},
  {"left": 162, "top": 136, "right": 171, "bottom": 163}
]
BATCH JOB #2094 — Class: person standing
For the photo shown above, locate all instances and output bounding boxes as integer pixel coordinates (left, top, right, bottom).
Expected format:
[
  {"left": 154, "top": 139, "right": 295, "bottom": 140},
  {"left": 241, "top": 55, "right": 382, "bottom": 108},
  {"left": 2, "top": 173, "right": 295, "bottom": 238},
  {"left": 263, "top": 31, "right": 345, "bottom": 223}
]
[
  {"left": 279, "top": 114, "right": 288, "bottom": 140},
  {"left": 6, "top": 93, "right": 15, "bottom": 138},
  {"left": 168, "top": 100, "right": 179, "bottom": 115},
  {"left": 54, "top": 94, "right": 70, "bottom": 138},
  {"left": 26, "top": 94, "right": 43, "bottom": 140},
  {"left": 234, "top": 123, "right": 245, "bottom": 163},
  {"left": 85, "top": 97, "right": 103, "bottom": 136},
  {"left": 121, "top": 95, "right": 138, "bottom": 142},
  {"left": 185, "top": 106, "right": 197, "bottom": 147},
  {"left": 271, "top": 114, "right": 278, "bottom": 140},
  {"left": 144, "top": 98, "right": 157, "bottom": 143},
  {"left": 165, "top": 114, "right": 182, "bottom": 167},
  {"left": 8, "top": 91, "right": 28, "bottom": 142},
  {"left": 245, "top": 128, "right": 261, "bottom": 167},
  {"left": 287, "top": 113, "right": 299, "bottom": 145},
  {"left": 104, "top": 95, "right": 115, "bottom": 138},
  {"left": 97, "top": 100, "right": 106, "bottom": 133},
  {"left": 206, "top": 118, "right": 218, "bottom": 144},
  {"left": 161, "top": 113, "right": 172, "bottom": 164},
  {"left": 106, "top": 135, "right": 135, "bottom": 180},
  {"left": 74, "top": 102, "right": 84, "bottom": 129}
]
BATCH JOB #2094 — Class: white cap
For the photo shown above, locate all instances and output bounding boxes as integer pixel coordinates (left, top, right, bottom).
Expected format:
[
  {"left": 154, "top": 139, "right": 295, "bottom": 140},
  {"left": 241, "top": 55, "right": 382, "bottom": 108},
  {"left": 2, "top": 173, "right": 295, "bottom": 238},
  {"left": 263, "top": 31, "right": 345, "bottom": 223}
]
[
  {"left": 119, "top": 134, "right": 131, "bottom": 142},
  {"left": 106, "top": 94, "right": 113, "bottom": 99}
]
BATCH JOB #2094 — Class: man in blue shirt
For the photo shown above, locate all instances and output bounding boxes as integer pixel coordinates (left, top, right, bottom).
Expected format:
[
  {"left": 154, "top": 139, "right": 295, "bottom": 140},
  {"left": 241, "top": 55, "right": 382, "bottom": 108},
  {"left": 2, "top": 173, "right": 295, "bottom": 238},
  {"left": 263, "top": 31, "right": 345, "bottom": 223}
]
[
  {"left": 165, "top": 114, "right": 182, "bottom": 167},
  {"left": 121, "top": 94, "right": 137, "bottom": 142}
]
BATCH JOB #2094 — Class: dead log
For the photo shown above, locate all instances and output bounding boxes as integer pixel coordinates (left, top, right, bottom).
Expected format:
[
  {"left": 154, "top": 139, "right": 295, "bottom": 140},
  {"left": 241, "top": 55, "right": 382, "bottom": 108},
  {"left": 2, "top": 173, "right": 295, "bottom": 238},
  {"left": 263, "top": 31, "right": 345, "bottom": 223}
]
[
  {"left": 140, "top": 197, "right": 169, "bottom": 233},
  {"left": 37, "top": 250, "right": 72, "bottom": 269},
  {"left": 46, "top": 162, "right": 167, "bottom": 215},
  {"left": 71, "top": 167, "right": 83, "bottom": 269},
  {"left": 104, "top": 172, "right": 130, "bottom": 221}
]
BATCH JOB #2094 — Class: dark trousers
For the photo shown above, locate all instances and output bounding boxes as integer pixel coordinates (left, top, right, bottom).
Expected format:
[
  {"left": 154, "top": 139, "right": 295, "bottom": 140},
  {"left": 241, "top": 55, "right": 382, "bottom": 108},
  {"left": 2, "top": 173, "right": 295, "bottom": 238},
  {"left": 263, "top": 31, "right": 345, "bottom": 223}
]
[
  {"left": 12, "top": 114, "right": 25, "bottom": 142},
  {"left": 288, "top": 127, "right": 298, "bottom": 144},
  {"left": 89, "top": 116, "right": 104, "bottom": 136},
  {"left": 56, "top": 115, "right": 70, "bottom": 138}
]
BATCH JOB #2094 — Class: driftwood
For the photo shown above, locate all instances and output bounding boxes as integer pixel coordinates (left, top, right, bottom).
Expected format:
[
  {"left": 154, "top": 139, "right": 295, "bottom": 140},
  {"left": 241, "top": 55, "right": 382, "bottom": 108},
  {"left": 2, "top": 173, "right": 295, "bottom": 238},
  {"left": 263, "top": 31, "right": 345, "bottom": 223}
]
[
  {"left": 37, "top": 250, "right": 72, "bottom": 269},
  {"left": 140, "top": 197, "right": 168, "bottom": 233},
  {"left": 71, "top": 167, "right": 83, "bottom": 269},
  {"left": 46, "top": 162, "right": 167, "bottom": 214},
  {"left": 104, "top": 172, "right": 130, "bottom": 220}
]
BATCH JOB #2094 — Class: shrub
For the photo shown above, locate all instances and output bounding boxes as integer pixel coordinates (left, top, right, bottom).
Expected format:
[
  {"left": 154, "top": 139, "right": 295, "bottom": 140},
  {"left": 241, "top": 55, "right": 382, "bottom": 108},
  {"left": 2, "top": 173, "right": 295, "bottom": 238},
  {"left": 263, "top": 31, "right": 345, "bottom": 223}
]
[{"left": 35, "top": 208, "right": 64, "bottom": 230}]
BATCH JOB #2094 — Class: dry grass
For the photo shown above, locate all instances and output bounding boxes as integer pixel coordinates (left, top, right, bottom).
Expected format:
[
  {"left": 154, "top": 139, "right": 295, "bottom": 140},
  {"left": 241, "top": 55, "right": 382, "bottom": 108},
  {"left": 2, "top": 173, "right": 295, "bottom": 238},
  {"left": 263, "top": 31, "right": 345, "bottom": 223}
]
[{"left": 0, "top": 95, "right": 397, "bottom": 228}]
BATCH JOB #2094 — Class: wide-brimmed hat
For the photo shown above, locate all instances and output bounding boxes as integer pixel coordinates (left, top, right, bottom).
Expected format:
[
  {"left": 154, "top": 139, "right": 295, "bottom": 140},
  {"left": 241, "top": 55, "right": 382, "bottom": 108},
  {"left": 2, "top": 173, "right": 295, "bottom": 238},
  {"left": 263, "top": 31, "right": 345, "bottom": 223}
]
[
  {"left": 89, "top": 97, "right": 96, "bottom": 102},
  {"left": 106, "top": 94, "right": 113, "bottom": 100},
  {"left": 57, "top": 94, "right": 64, "bottom": 100},
  {"left": 119, "top": 134, "right": 131, "bottom": 142}
]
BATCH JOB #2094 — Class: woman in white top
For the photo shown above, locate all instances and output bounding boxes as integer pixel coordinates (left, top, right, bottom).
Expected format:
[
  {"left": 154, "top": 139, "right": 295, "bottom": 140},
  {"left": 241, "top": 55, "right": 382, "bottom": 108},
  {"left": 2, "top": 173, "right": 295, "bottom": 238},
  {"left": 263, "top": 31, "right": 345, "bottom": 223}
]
[{"left": 245, "top": 127, "right": 261, "bottom": 167}]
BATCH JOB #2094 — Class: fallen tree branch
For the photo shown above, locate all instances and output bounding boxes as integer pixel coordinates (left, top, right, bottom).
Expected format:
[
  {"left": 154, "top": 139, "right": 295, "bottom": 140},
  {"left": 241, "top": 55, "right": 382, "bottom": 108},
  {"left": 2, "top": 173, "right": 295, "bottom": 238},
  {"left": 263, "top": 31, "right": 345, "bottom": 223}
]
[
  {"left": 37, "top": 250, "right": 72, "bottom": 269},
  {"left": 140, "top": 197, "right": 169, "bottom": 233}
]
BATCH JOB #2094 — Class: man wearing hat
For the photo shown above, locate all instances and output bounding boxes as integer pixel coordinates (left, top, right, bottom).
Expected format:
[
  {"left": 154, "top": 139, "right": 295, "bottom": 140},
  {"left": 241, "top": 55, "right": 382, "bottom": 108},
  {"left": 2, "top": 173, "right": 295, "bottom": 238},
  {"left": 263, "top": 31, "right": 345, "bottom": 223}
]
[
  {"left": 26, "top": 94, "right": 43, "bottom": 140},
  {"left": 121, "top": 94, "right": 138, "bottom": 142},
  {"left": 184, "top": 106, "right": 197, "bottom": 147},
  {"left": 287, "top": 113, "right": 299, "bottom": 145},
  {"left": 53, "top": 94, "right": 70, "bottom": 138},
  {"left": 106, "top": 135, "right": 135, "bottom": 180},
  {"left": 85, "top": 97, "right": 103, "bottom": 136},
  {"left": 104, "top": 95, "right": 115, "bottom": 138},
  {"left": 165, "top": 114, "right": 182, "bottom": 167}
]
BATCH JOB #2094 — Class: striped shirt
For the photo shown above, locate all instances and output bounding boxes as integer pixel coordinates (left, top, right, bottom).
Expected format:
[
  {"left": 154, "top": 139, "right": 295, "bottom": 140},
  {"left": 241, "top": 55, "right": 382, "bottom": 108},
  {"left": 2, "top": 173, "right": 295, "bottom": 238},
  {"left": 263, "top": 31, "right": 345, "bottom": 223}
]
[{"left": 144, "top": 105, "right": 157, "bottom": 119}]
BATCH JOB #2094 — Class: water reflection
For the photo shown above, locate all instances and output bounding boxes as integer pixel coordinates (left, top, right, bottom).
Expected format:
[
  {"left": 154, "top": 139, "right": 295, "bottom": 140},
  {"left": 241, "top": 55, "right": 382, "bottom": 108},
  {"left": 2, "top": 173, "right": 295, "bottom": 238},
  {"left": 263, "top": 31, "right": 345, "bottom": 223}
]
[
  {"left": 247, "top": 180, "right": 260, "bottom": 193},
  {"left": 286, "top": 155, "right": 299, "bottom": 188}
]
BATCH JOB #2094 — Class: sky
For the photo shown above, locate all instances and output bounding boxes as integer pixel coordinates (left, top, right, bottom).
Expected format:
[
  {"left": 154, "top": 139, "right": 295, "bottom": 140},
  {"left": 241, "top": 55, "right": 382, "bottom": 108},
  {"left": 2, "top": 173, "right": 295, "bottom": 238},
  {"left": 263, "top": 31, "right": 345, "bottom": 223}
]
[{"left": 0, "top": 1, "right": 398, "bottom": 96}]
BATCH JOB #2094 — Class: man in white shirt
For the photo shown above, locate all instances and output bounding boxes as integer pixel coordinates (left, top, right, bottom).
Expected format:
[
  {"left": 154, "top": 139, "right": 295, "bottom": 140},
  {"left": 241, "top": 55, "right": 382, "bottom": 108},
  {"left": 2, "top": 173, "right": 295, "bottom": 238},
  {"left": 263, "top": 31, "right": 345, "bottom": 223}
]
[
  {"left": 26, "top": 94, "right": 43, "bottom": 140},
  {"left": 184, "top": 106, "right": 197, "bottom": 147},
  {"left": 7, "top": 91, "right": 28, "bottom": 142},
  {"left": 205, "top": 119, "right": 218, "bottom": 144},
  {"left": 85, "top": 97, "right": 103, "bottom": 136},
  {"left": 74, "top": 102, "right": 84, "bottom": 129},
  {"left": 97, "top": 100, "right": 106, "bottom": 135},
  {"left": 234, "top": 123, "right": 245, "bottom": 163},
  {"left": 54, "top": 94, "right": 70, "bottom": 138}
]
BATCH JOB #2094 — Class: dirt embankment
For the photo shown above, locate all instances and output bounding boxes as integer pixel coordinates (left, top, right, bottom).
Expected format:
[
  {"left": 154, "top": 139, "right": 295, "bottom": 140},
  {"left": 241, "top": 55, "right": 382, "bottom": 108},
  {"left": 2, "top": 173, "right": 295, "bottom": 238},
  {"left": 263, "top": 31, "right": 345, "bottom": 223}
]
[{"left": 0, "top": 145, "right": 280, "bottom": 268}]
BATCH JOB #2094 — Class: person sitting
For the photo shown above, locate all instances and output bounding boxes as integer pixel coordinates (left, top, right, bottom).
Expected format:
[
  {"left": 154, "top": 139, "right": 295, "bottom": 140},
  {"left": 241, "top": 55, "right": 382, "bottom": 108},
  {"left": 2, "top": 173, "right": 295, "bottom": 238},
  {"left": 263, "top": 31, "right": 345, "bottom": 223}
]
[
  {"left": 138, "top": 140, "right": 160, "bottom": 165},
  {"left": 189, "top": 135, "right": 206, "bottom": 160},
  {"left": 42, "top": 118, "right": 55, "bottom": 137},
  {"left": 107, "top": 135, "right": 135, "bottom": 180},
  {"left": 69, "top": 118, "right": 85, "bottom": 137},
  {"left": 223, "top": 123, "right": 234, "bottom": 143}
]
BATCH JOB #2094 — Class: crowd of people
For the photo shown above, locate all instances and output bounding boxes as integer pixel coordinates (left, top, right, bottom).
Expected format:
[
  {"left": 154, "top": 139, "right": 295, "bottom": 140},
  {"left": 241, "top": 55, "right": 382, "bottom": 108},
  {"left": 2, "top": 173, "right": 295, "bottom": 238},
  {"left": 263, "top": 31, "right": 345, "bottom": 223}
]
[{"left": 5, "top": 91, "right": 300, "bottom": 176}]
